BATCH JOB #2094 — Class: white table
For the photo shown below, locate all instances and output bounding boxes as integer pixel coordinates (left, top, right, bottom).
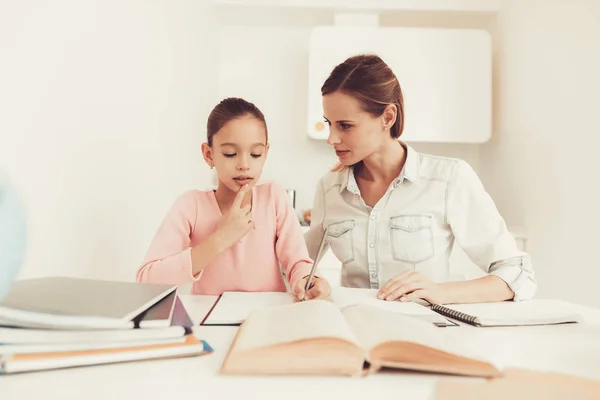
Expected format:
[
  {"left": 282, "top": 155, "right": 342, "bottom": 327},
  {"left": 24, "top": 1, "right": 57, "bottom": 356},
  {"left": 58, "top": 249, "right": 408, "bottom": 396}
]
[{"left": 3, "top": 296, "right": 600, "bottom": 400}]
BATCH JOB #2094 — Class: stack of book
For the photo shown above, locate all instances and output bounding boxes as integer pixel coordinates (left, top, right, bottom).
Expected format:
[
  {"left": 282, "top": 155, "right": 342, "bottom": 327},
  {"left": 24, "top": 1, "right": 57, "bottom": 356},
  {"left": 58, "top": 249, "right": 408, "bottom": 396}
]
[{"left": 0, "top": 277, "right": 212, "bottom": 374}]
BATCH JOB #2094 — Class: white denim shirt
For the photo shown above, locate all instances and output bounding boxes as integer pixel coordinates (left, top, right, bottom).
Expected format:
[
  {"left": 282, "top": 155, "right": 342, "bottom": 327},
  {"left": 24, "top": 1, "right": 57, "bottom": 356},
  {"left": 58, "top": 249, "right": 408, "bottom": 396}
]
[{"left": 305, "top": 144, "right": 537, "bottom": 301}]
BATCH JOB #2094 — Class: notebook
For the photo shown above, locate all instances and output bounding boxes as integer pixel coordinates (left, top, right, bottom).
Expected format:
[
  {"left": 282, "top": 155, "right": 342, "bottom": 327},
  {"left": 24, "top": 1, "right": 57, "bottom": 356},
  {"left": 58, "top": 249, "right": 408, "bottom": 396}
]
[
  {"left": 0, "top": 277, "right": 176, "bottom": 330},
  {"left": 169, "top": 295, "right": 194, "bottom": 328},
  {"left": 201, "top": 292, "right": 293, "bottom": 325},
  {"left": 332, "top": 287, "right": 458, "bottom": 327},
  {"left": 134, "top": 290, "right": 178, "bottom": 328},
  {"left": 0, "top": 325, "right": 187, "bottom": 345},
  {"left": 430, "top": 299, "right": 583, "bottom": 327},
  {"left": 220, "top": 300, "right": 500, "bottom": 377},
  {"left": 0, "top": 294, "right": 197, "bottom": 358},
  {"left": 0, "top": 336, "right": 187, "bottom": 355},
  {"left": 0, "top": 334, "right": 213, "bottom": 374}
]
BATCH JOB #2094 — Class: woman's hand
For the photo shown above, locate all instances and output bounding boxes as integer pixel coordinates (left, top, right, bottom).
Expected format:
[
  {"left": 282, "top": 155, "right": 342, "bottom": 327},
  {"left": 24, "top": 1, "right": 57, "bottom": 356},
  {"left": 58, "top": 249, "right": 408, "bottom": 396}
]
[
  {"left": 377, "top": 271, "right": 449, "bottom": 304},
  {"left": 292, "top": 276, "right": 332, "bottom": 302}
]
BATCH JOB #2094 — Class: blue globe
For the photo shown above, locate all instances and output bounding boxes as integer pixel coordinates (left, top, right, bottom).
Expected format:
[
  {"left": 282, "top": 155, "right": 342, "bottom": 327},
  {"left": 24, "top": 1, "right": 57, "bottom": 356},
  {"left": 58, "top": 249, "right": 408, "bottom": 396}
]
[{"left": 0, "top": 173, "right": 26, "bottom": 302}]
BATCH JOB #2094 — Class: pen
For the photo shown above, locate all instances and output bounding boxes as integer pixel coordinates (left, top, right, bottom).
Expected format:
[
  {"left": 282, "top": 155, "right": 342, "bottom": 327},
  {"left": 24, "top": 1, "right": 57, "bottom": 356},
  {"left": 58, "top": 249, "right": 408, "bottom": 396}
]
[{"left": 302, "top": 227, "right": 329, "bottom": 301}]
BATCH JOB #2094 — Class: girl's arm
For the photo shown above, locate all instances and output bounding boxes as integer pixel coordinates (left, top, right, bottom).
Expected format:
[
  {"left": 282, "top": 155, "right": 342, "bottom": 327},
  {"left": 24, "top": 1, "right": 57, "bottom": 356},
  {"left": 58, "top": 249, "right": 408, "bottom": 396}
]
[
  {"left": 272, "top": 184, "right": 314, "bottom": 290},
  {"left": 137, "top": 191, "right": 223, "bottom": 285}
]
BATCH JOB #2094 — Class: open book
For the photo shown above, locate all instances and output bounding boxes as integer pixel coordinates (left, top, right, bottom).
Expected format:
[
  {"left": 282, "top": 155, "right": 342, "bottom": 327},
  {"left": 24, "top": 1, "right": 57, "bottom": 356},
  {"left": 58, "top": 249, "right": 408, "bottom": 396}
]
[{"left": 220, "top": 300, "right": 500, "bottom": 377}]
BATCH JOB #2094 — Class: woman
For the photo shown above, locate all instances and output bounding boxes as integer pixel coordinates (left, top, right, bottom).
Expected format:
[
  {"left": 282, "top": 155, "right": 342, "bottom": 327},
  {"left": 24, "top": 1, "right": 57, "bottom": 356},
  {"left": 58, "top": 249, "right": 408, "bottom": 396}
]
[
  {"left": 0, "top": 172, "right": 26, "bottom": 301},
  {"left": 304, "top": 54, "right": 536, "bottom": 304}
]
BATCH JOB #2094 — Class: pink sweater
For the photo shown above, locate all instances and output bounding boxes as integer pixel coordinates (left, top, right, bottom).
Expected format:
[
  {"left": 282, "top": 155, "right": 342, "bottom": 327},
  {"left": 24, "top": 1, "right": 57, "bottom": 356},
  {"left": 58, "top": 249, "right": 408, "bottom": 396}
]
[{"left": 136, "top": 183, "right": 314, "bottom": 295}]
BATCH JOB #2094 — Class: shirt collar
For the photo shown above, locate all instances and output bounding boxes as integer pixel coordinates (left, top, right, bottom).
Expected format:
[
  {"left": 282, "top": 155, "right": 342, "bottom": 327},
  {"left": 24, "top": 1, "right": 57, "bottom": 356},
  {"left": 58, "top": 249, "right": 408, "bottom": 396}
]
[
  {"left": 339, "top": 141, "right": 420, "bottom": 194},
  {"left": 400, "top": 142, "right": 420, "bottom": 183}
]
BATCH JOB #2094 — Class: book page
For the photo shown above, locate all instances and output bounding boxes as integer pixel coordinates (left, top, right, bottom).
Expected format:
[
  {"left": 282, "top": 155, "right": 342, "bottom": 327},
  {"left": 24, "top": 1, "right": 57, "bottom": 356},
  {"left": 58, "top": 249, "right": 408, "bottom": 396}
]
[
  {"left": 203, "top": 292, "right": 294, "bottom": 325},
  {"left": 233, "top": 300, "right": 361, "bottom": 351},
  {"left": 342, "top": 305, "right": 499, "bottom": 377},
  {"left": 331, "top": 287, "right": 455, "bottom": 326},
  {"left": 342, "top": 305, "right": 483, "bottom": 360},
  {"left": 342, "top": 304, "right": 447, "bottom": 350}
]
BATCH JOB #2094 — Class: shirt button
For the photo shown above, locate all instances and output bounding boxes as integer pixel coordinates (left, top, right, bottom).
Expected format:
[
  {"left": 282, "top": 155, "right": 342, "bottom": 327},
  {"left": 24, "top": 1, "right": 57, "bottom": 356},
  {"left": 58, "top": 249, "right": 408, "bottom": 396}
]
[
  {"left": 370, "top": 215, "right": 376, "bottom": 220},
  {"left": 369, "top": 243, "right": 374, "bottom": 248}
]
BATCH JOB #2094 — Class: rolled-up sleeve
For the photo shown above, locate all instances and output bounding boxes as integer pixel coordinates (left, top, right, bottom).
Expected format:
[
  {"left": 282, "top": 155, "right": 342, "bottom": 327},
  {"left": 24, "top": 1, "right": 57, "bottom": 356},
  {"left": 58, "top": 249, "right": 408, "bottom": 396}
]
[{"left": 446, "top": 160, "right": 537, "bottom": 301}]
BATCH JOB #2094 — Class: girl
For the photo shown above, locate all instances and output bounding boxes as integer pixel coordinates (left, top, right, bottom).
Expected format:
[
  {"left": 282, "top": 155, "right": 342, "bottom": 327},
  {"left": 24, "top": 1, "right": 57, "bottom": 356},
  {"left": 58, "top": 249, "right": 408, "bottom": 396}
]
[
  {"left": 305, "top": 54, "right": 536, "bottom": 305},
  {"left": 137, "top": 97, "right": 331, "bottom": 301}
]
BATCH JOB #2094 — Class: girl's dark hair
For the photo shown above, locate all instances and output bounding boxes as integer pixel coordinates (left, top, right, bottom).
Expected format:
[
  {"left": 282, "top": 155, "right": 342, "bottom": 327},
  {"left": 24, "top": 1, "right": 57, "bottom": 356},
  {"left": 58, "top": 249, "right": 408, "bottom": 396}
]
[
  {"left": 206, "top": 97, "right": 268, "bottom": 146},
  {"left": 321, "top": 54, "right": 404, "bottom": 138}
]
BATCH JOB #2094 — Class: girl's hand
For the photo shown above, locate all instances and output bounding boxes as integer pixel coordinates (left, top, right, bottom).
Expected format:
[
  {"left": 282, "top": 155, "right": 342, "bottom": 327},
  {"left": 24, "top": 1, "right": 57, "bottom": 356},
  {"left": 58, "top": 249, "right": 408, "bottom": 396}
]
[
  {"left": 292, "top": 276, "right": 332, "bottom": 302},
  {"left": 213, "top": 184, "right": 253, "bottom": 249}
]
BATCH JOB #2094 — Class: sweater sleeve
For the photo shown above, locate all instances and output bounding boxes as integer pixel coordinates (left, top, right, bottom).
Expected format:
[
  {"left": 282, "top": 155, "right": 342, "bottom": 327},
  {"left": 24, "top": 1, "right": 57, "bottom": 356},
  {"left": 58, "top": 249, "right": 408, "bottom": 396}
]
[
  {"left": 272, "top": 184, "right": 315, "bottom": 289},
  {"left": 136, "top": 191, "right": 202, "bottom": 285}
]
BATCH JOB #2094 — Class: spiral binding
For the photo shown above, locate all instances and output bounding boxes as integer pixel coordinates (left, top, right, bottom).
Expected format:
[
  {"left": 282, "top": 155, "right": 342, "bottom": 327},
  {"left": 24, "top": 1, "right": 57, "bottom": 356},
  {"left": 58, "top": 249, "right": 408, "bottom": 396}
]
[{"left": 431, "top": 304, "right": 478, "bottom": 325}]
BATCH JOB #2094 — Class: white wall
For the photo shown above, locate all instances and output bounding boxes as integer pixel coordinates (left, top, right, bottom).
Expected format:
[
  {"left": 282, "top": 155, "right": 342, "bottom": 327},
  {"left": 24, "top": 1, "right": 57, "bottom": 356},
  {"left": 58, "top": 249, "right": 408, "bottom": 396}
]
[
  {"left": 3, "top": 1, "right": 599, "bottom": 308},
  {"left": 217, "top": 2, "right": 600, "bottom": 308},
  {"left": 481, "top": 0, "right": 600, "bottom": 308},
  {"left": 0, "top": 0, "right": 218, "bottom": 282},
  {"left": 216, "top": 9, "right": 484, "bottom": 213}
]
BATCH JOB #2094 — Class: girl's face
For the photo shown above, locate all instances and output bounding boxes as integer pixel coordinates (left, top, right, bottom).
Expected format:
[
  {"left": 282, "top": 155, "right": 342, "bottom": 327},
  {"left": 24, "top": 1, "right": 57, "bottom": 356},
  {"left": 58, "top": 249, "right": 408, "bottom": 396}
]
[
  {"left": 203, "top": 115, "right": 269, "bottom": 193},
  {"left": 322, "top": 91, "right": 393, "bottom": 166}
]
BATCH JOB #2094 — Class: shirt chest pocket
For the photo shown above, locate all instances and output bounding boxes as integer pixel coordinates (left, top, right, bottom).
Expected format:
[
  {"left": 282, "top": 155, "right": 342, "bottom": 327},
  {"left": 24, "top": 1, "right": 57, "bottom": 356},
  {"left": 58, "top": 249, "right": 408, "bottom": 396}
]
[
  {"left": 390, "top": 214, "right": 434, "bottom": 264},
  {"left": 326, "top": 220, "right": 355, "bottom": 265}
]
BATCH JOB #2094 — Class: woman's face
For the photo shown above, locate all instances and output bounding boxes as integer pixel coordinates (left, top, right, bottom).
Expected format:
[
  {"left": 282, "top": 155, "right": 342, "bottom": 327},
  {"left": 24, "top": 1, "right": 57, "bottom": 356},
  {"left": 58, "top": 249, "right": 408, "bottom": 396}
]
[{"left": 322, "top": 91, "right": 389, "bottom": 166}]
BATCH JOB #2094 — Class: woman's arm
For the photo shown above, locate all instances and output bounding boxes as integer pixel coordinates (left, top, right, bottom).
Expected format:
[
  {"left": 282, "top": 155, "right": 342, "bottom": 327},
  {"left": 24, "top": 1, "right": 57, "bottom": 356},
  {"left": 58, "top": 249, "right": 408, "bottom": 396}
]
[
  {"left": 445, "top": 160, "right": 536, "bottom": 302},
  {"left": 379, "top": 160, "right": 537, "bottom": 304},
  {"left": 440, "top": 275, "right": 515, "bottom": 303}
]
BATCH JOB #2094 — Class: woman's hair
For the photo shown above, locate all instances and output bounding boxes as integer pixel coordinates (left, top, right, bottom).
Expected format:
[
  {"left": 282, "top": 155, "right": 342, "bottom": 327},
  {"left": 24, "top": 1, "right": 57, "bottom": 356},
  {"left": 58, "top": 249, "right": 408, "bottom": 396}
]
[
  {"left": 206, "top": 97, "right": 268, "bottom": 146},
  {"left": 321, "top": 54, "right": 404, "bottom": 139}
]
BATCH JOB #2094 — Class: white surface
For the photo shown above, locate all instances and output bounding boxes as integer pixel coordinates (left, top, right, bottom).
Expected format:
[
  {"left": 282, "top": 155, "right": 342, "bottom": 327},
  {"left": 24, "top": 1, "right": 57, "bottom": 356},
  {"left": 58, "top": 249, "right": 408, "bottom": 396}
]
[
  {"left": 217, "top": 25, "right": 339, "bottom": 213},
  {"left": 478, "top": 0, "right": 600, "bottom": 309},
  {"left": 2, "top": 294, "right": 600, "bottom": 399},
  {"left": 0, "top": 1, "right": 219, "bottom": 283},
  {"left": 307, "top": 27, "right": 492, "bottom": 143}
]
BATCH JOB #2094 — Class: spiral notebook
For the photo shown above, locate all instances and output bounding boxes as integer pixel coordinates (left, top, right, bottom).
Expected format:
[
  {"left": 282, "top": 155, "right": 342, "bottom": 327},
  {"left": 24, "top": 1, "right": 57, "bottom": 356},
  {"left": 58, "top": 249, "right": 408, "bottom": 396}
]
[{"left": 430, "top": 299, "right": 583, "bottom": 327}]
